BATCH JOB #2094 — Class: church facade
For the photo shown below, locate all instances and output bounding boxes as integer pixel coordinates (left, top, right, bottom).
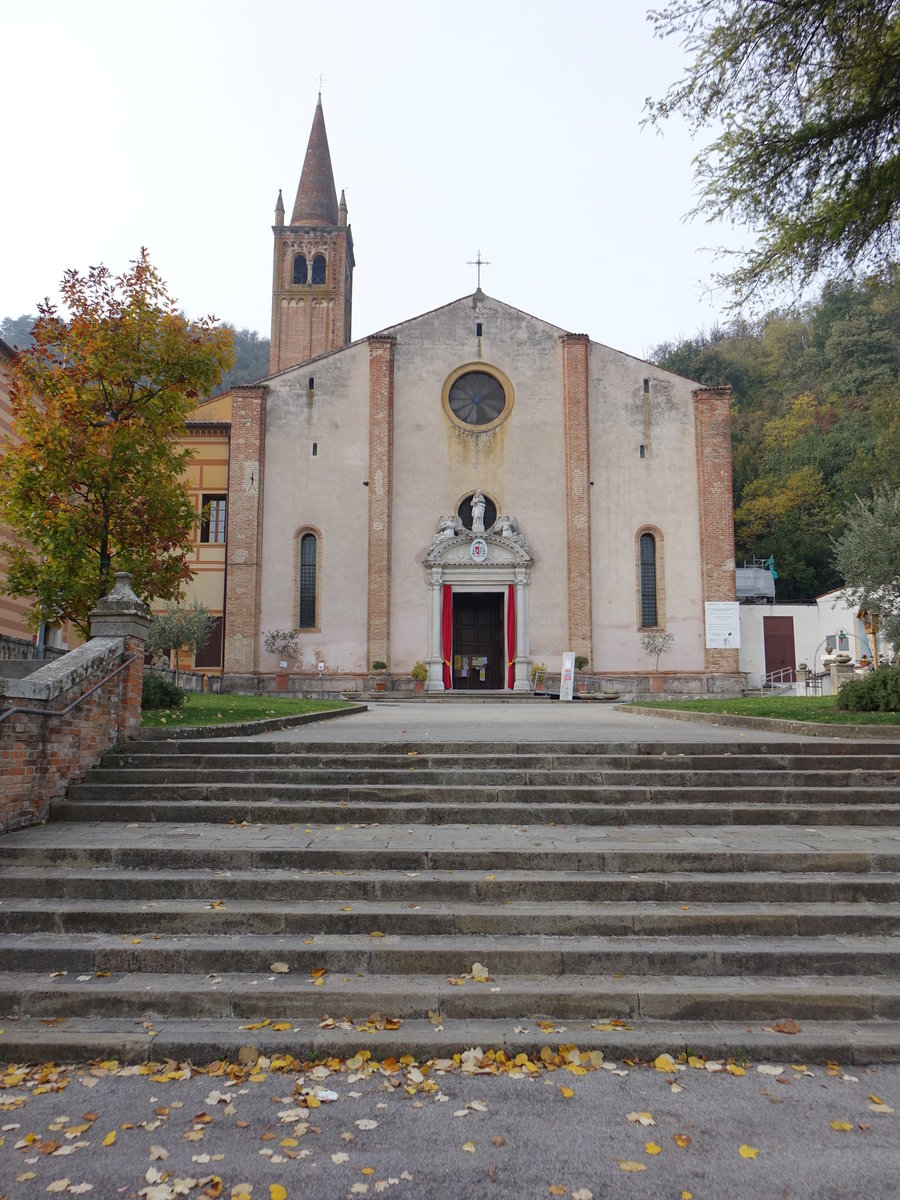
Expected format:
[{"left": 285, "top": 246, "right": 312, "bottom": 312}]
[{"left": 186, "top": 98, "right": 741, "bottom": 693}]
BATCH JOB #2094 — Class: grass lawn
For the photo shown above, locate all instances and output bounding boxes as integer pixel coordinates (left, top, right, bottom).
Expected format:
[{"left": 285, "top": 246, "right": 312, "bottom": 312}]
[
  {"left": 141, "top": 694, "right": 354, "bottom": 729},
  {"left": 627, "top": 695, "right": 900, "bottom": 726}
]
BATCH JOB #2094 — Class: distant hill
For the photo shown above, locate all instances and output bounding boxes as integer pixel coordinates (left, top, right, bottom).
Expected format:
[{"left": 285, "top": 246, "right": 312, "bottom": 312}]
[{"left": 0, "top": 315, "right": 270, "bottom": 397}]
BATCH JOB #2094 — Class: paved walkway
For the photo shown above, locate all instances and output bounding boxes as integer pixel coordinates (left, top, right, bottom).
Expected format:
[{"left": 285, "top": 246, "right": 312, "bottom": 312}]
[{"left": 238, "top": 700, "right": 835, "bottom": 744}]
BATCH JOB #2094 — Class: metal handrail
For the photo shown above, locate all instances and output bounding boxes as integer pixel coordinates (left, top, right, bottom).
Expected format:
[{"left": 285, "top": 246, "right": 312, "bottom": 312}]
[
  {"left": 0, "top": 654, "right": 142, "bottom": 726},
  {"left": 759, "top": 665, "right": 795, "bottom": 696}
]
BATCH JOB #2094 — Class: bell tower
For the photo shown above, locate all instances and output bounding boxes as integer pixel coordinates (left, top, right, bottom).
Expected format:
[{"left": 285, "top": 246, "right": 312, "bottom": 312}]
[{"left": 269, "top": 96, "right": 354, "bottom": 374}]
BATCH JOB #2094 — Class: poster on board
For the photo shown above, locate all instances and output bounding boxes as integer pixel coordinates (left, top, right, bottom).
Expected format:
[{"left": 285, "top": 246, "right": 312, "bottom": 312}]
[
  {"left": 704, "top": 602, "right": 741, "bottom": 648},
  {"left": 559, "top": 652, "right": 575, "bottom": 702}
]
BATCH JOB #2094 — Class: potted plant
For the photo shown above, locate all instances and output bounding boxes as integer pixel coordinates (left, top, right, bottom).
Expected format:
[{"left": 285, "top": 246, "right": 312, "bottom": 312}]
[
  {"left": 574, "top": 654, "right": 589, "bottom": 693},
  {"left": 411, "top": 660, "right": 428, "bottom": 692},
  {"left": 264, "top": 629, "right": 300, "bottom": 692},
  {"left": 530, "top": 662, "right": 546, "bottom": 694},
  {"left": 372, "top": 660, "right": 388, "bottom": 692}
]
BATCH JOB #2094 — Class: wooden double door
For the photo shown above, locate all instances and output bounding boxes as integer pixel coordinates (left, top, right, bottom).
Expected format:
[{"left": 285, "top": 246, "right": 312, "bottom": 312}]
[{"left": 452, "top": 592, "right": 504, "bottom": 690}]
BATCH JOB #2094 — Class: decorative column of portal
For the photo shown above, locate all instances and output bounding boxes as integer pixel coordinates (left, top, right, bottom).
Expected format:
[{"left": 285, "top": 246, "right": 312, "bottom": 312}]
[
  {"left": 367, "top": 335, "right": 396, "bottom": 670},
  {"left": 693, "top": 385, "right": 740, "bottom": 674},
  {"left": 560, "top": 334, "right": 593, "bottom": 660},
  {"left": 223, "top": 386, "right": 267, "bottom": 675},
  {"left": 425, "top": 567, "right": 445, "bottom": 691},
  {"left": 513, "top": 566, "right": 531, "bottom": 691}
]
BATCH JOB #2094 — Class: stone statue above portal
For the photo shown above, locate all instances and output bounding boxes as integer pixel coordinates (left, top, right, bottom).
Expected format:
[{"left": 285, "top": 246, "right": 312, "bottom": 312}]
[{"left": 471, "top": 490, "right": 486, "bottom": 534}]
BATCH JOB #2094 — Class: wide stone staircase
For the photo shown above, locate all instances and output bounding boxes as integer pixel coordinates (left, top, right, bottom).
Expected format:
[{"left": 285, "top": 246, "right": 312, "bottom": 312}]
[{"left": 1, "top": 736, "right": 899, "bottom": 1064}]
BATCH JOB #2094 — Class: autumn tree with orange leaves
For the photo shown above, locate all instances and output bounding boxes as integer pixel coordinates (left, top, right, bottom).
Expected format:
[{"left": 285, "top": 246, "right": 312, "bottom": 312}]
[{"left": 0, "top": 250, "right": 233, "bottom": 635}]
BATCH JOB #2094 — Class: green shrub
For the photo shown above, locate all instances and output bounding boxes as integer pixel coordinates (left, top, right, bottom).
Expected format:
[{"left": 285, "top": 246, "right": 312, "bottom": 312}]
[
  {"left": 836, "top": 668, "right": 900, "bottom": 713},
  {"left": 141, "top": 673, "right": 185, "bottom": 710}
]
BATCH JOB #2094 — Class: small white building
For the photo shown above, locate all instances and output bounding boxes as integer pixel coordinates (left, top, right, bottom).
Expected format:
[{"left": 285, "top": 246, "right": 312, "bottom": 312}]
[{"left": 739, "top": 589, "right": 892, "bottom": 692}]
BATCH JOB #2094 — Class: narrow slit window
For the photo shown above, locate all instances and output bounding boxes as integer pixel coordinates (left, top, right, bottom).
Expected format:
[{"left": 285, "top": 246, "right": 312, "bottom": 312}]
[
  {"left": 640, "top": 444, "right": 645, "bottom": 459},
  {"left": 640, "top": 532, "right": 658, "bottom": 628},
  {"left": 299, "top": 533, "right": 317, "bottom": 628},
  {"left": 311, "top": 442, "right": 318, "bottom": 456},
  {"left": 476, "top": 322, "right": 483, "bottom": 337},
  {"left": 643, "top": 378, "right": 650, "bottom": 394},
  {"left": 311, "top": 254, "right": 326, "bottom": 285},
  {"left": 293, "top": 254, "right": 308, "bottom": 285}
]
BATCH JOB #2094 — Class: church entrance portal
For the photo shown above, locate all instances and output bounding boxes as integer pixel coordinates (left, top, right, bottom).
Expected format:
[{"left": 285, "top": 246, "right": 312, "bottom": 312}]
[{"left": 452, "top": 592, "right": 503, "bottom": 689}]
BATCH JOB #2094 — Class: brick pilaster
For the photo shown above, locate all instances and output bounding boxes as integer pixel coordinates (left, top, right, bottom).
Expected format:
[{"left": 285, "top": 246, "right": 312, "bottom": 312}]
[
  {"left": 693, "top": 386, "right": 740, "bottom": 673},
  {"left": 223, "top": 387, "right": 267, "bottom": 674},
  {"left": 560, "top": 334, "right": 593, "bottom": 658},
  {"left": 367, "top": 336, "right": 395, "bottom": 670}
]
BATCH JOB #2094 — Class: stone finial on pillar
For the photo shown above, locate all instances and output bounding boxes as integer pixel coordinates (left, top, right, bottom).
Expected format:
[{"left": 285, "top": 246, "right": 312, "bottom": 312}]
[{"left": 88, "top": 572, "right": 151, "bottom": 642}]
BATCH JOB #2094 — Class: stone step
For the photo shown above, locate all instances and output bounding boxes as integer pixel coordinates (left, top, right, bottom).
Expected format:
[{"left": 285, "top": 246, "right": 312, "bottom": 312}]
[
  {"left": 62, "top": 780, "right": 900, "bottom": 807},
  {"left": 2, "top": 866, "right": 897, "bottom": 903},
  {"left": 120, "top": 738, "right": 900, "bottom": 758},
  {"left": 85, "top": 765, "right": 900, "bottom": 787},
  {"left": 51, "top": 797, "right": 900, "bottom": 828},
  {"left": 0, "top": 1014, "right": 898, "bottom": 1066},
  {"left": 1, "top": 971, "right": 897, "bottom": 1023},
  {"left": 2, "top": 931, "right": 899, "bottom": 977},
  {"left": 2, "top": 822, "right": 898, "bottom": 873},
  {"left": 3, "top": 897, "right": 899, "bottom": 937},
  {"left": 5, "top": 734, "right": 900, "bottom": 1066}
]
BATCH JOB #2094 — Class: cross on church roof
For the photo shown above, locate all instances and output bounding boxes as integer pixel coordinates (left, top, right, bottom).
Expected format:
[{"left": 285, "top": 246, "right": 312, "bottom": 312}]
[
  {"left": 467, "top": 249, "right": 491, "bottom": 289},
  {"left": 316, "top": 73, "right": 327, "bottom": 95}
]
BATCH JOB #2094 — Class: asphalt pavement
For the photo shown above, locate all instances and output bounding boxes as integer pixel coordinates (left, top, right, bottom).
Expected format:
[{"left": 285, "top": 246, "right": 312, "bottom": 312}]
[{"left": 1, "top": 1053, "right": 897, "bottom": 1200}]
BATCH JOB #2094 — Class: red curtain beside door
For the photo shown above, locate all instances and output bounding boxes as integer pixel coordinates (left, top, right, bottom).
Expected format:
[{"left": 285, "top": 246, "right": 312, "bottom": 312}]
[
  {"left": 506, "top": 584, "right": 515, "bottom": 690},
  {"left": 441, "top": 585, "right": 453, "bottom": 689}
]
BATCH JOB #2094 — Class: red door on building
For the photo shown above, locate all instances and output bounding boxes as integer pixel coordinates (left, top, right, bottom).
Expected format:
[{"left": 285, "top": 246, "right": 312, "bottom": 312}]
[{"left": 763, "top": 615, "right": 796, "bottom": 682}]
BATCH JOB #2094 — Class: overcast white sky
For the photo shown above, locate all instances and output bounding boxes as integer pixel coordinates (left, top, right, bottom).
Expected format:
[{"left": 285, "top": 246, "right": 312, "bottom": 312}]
[{"left": 0, "top": 0, "right": 753, "bottom": 361}]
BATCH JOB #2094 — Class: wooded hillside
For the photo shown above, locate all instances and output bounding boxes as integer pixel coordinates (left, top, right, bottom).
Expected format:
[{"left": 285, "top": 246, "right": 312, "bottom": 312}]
[{"left": 652, "top": 271, "right": 900, "bottom": 600}]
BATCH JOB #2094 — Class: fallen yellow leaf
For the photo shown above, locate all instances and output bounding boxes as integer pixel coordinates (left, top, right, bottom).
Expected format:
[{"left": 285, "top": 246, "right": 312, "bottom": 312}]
[
  {"left": 653, "top": 1053, "right": 676, "bottom": 1072},
  {"left": 271, "top": 1022, "right": 292, "bottom": 1031},
  {"left": 549, "top": 1188, "right": 567, "bottom": 1196},
  {"left": 682, "top": 1192, "right": 693, "bottom": 1199},
  {"left": 673, "top": 1133, "right": 691, "bottom": 1149},
  {"left": 560, "top": 1086, "right": 575, "bottom": 1098},
  {"left": 738, "top": 1144, "right": 759, "bottom": 1159},
  {"left": 270, "top": 1187, "right": 288, "bottom": 1200},
  {"left": 462, "top": 1141, "right": 475, "bottom": 1153},
  {"left": 626, "top": 1111, "right": 656, "bottom": 1127},
  {"left": 370, "top": 931, "right": 386, "bottom": 938},
  {"left": 618, "top": 1161, "right": 646, "bottom": 1173},
  {"left": 829, "top": 1120, "right": 853, "bottom": 1132},
  {"left": 645, "top": 1141, "right": 661, "bottom": 1155},
  {"left": 102, "top": 1131, "right": 116, "bottom": 1147}
]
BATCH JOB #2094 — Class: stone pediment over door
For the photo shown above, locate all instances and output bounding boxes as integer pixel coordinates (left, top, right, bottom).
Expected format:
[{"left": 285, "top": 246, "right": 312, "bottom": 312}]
[
  {"left": 423, "top": 512, "right": 534, "bottom": 693},
  {"left": 426, "top": 531, "right": 532, "bottom": 570}
]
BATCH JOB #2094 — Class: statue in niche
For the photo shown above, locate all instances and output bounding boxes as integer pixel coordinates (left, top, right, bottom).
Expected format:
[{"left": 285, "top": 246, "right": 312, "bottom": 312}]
[{"left": 471, "top": 490, "right": 486, "bottom": 534}]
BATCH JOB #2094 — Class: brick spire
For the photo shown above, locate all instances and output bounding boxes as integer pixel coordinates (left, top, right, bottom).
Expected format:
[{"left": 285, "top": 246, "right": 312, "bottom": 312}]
[{"left": 291, "top": 95, "right": 339, "bottom": 227}]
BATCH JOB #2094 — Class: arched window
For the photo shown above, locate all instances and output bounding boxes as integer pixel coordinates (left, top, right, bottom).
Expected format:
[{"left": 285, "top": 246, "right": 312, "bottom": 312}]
[
  {"left": 299, "top": 533, "right": 317, "bottom": 628},
  {"left": 311, "top": 254, "right": 327, "bottom": 285},
  {"left": 639, "top": 532, "right": 658, "bottom": 628},
  {"left": 292, "top": 254, "right": 308, "bottom": 285}
]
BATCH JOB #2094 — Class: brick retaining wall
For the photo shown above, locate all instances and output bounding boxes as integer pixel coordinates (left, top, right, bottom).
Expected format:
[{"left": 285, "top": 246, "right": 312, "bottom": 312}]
[{"left": 0, "top": 636, "right": 145, "bottom": 832}]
